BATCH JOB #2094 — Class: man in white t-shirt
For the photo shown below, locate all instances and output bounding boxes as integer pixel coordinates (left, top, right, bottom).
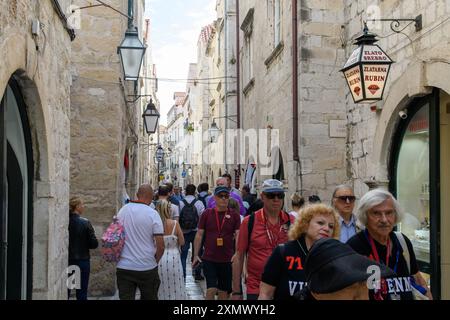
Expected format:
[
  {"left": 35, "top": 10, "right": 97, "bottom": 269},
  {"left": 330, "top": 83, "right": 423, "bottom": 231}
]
[{"left": 116, "top": 184, "right": 165, "bottom": 300}]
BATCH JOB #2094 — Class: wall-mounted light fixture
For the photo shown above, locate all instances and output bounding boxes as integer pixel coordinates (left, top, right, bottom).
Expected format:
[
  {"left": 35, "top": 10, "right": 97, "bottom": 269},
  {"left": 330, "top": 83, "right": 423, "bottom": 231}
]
[
  {"left": 117, "top": 0, "right": 146, "bottom": 81},
  {"left": 341, "top": 16, "right": 422, "bottom": 104},
  {"left": 142, "top": 98, "right": 160, "bottom": 135},
  {"left": 208, "top": 115, "right": 237, "bottom": 143}
]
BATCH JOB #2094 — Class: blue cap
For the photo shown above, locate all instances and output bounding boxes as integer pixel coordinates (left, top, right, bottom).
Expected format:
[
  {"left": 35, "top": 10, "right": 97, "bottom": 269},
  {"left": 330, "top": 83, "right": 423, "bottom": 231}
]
[
  {"left": 214, "top": 186, "right": 230, "bottom": 195},
  {"left": 261, "top": 179, "right": 285, "bottom": 193}
]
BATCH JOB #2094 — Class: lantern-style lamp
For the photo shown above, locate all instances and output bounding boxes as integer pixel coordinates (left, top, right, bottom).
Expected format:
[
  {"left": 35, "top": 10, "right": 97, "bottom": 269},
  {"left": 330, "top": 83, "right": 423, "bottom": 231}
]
[
  {"left": 155, "top": 145, "right": 164, "bottom": 162},
  {"left": 208, "top": 120, "right": 221, "bottom": 143},
  {"left": 117, "top": 27, "right": 146, "bottom": 81},
  {"left": 143, "top": 99, "right": 160, "bottom": 134},
  {"left": 341, "top": 23, "right": 394, "bottom": 103}
]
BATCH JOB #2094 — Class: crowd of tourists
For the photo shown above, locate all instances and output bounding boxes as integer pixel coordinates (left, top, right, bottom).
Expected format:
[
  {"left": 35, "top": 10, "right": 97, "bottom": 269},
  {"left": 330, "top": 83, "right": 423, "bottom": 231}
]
[{"left": 68, "top": 175, "right": 433, "bottom": 301}]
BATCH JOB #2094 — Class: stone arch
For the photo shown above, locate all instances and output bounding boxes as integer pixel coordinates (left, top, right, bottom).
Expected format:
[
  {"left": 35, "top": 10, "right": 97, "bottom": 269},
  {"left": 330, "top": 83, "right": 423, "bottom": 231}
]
[
  {"left": 1, "top": 31, "right": 53, "bottom": 298},
  {"left": 371, "top": 61, "right": 450, "bottom": 182}
]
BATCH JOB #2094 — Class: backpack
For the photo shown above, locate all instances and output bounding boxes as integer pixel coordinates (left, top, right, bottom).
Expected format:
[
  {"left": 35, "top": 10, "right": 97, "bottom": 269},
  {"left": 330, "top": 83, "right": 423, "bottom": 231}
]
[
  {"left": 197, "top": 194, "right": 208, "bottom": 208},
  {"left": 101, "top": 217, "right": 126, "bottom": 263},
  {"left": 179, "top": 199, "right": 199, "bottom": 230}
]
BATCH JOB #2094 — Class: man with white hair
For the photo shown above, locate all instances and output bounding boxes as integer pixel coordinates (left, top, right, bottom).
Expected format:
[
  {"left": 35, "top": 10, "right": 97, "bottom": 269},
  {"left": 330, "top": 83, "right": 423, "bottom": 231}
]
[{"left": 347, "top": 188, "right": 432, "bottom": 300}]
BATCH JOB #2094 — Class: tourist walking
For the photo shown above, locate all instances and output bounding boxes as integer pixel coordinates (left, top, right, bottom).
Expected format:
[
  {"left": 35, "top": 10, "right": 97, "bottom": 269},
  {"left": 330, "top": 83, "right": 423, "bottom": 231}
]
[
  {"left": 156, "top": 200, "right": 187, "bottom": 300},
  {"left": 347, "top": 188, "right": 432, "bottom": 300},
  {"left": 116, "top": 184, "right": 165, "bottom": 300},
  {"left": 259, "top": 204, "right": 340, "bottom": 300},
  {"left": 68, "top": 197, "right": 98, "bottom": 300},
  {"left": 232, "top": 179, "right": 293, "bottom": 300}
]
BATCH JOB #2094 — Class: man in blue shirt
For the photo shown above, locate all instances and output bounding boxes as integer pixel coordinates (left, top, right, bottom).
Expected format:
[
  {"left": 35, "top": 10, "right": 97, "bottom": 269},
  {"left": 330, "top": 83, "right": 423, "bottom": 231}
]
[{"left": 331, "top": 185, "right": 362, "bottom": 243}]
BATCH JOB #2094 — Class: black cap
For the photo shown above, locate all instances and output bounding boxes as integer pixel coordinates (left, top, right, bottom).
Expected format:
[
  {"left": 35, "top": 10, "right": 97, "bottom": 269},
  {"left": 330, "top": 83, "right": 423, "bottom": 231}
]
[
  {"left": 305, "top": 238, "right": 395, "bottom": 294},
  {"left": 308, "top": 195, "right": 321, "bottom": 203}
]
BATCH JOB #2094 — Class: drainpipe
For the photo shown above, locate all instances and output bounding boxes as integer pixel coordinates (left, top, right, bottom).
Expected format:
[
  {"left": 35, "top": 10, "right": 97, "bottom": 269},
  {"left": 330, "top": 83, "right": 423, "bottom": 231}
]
[
  {"left": 236, "top": 0, "right": 241, "bottom": 129},
  {"left": 292, "top": 0, "right": 302, "bottom": 194},
  {"left": 236, "top": 0, "right": 241, "bottom": 184},
  {"left": 292, "top": 0, "right": 299, "bottom": 163},
  {"left": 225, "top": 0, "right": 228, "bottom": 174}
]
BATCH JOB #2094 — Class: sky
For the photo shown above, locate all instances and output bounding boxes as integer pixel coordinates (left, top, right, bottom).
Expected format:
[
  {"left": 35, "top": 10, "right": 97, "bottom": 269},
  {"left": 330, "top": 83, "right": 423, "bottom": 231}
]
[{"left": 145, "top": 0, "right": 217, "bottom": 126}]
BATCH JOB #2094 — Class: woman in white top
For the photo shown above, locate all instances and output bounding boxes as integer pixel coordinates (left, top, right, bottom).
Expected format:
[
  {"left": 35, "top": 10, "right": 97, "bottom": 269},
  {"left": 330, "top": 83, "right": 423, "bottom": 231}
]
[
  {"left": 289, "top": 193, "right": 305, "bottom": 220},
  {"left": 155, "top": 200, "right": 187, "bottom": 300}
]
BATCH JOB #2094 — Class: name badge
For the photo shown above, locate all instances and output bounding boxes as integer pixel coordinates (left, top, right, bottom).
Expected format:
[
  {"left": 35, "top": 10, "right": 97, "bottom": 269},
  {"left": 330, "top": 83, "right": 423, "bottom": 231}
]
[{"left": 217, "top": 238, "right": 224, "bottom": 247}]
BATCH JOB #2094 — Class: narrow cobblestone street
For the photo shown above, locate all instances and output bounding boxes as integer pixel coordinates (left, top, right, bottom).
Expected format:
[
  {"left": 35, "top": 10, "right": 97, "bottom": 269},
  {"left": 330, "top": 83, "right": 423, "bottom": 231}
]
[{"left": 85, "top": 250, "right": 205, "bottom": 300}]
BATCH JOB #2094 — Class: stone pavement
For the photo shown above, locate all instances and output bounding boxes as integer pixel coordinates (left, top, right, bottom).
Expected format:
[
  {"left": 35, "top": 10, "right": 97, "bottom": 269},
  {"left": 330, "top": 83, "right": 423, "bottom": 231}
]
[{"left": 83, "top": 249, "right": 206, "bottom": 300}]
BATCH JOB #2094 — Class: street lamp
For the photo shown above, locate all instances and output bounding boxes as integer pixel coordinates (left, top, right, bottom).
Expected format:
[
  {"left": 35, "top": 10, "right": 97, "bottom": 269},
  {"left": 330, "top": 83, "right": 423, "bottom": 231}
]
[
  {"left": 208, "top": 115, "right": 237, "bottom": 142},
  {"left": 155, "top": 145, "right": 164, "bottom": 162},
  {"left": 143, "top": 99, "right": 160, "bottom": 134},
  {"left": 117, "top": 0, "right": 146, "bottom": 81},
  {"left": 208, "top": 120, "right": 221, "bottom": 143},
  {"left": 341, "top": 23, "right": 393, "bottom": 104}
]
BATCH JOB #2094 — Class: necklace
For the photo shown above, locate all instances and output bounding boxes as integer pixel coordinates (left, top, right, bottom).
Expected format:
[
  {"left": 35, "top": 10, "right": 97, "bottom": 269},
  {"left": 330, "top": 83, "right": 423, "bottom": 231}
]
[{"left": 297, "top": 239, "right": 308, "bottom": 256}]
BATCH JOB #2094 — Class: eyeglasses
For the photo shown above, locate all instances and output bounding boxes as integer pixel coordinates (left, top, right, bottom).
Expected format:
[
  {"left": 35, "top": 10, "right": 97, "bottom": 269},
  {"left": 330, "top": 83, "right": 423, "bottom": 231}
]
[
  {"left": 265, "top": 193, "right": 285, "bottom": 200},
  {"left": 216, "top": 194, "right": 230, "bottom": 200},
  {"left": 334, "top": 196, "right": 356, "bottom": 203}
]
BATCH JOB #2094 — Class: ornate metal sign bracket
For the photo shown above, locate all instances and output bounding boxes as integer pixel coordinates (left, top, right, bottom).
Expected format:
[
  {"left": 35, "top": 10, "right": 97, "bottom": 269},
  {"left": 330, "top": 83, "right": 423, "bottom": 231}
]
[{"left": 368, "top": 14, "right": 422, "bottom": 33}]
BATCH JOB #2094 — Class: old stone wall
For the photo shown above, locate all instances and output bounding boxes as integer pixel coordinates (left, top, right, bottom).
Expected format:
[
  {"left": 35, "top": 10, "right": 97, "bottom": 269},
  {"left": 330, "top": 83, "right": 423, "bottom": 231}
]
[
  {"left": 0, "top": 0, "right": 73, "bottom": 299},
  {"left": 239, "top": 0, "right": 347, "bottom": 204},
  {"left": 344, "top": 0, "right": 450, "bottom": 196},
  {"left": 70, "top": 0, "right": 145, "bottom": 296}
]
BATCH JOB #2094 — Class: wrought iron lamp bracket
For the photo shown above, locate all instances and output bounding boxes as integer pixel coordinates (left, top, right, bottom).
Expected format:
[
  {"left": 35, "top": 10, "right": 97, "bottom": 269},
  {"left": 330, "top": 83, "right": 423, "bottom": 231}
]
[
  {"left": 368, "top": 14, "right": 422, "bottom": 33},
  {"left": 73, "top": 1, "right": 132, "bottom": 20},
  {"left": 127, "top": 94, "right": 154, "bottom": 103}
]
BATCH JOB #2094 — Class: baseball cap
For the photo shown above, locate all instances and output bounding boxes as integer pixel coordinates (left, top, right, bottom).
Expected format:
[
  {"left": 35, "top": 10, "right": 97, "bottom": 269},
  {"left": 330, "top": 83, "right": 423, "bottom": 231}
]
[
  {"left": 214, "top": 186, "right": 231, "bottom": 196},
  {"left": 261, "top": 179, "right": 285, "bottom": 193},
  {"left": 305, "top": 238, "right": 395, "bottom": 294}
]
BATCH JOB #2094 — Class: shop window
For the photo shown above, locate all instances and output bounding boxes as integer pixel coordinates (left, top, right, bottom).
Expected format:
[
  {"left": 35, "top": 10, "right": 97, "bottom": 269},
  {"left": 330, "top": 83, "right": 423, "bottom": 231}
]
[{"left": 395, "top": 103, "right": 431, "bottom": 286}]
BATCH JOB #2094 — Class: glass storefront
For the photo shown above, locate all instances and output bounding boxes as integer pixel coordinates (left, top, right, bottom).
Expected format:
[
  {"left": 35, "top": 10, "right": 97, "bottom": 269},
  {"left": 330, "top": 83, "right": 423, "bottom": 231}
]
[{"left": 396, "top": 104, "right": 430, "bottom": 269}]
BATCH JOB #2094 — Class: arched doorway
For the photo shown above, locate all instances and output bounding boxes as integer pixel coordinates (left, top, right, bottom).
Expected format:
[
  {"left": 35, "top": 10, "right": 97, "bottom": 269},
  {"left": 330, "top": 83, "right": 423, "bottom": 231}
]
[
  {"left": 0, "top": 78, "right": 34, "bottom": 300},
  {"left": 389, "top": 88, "right": 440, "bottom": 298}
]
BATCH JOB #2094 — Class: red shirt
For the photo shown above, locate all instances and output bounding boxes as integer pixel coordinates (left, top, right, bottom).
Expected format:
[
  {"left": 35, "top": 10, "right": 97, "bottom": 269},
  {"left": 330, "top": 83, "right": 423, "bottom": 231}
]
[
  {"left": 198, "top": 208, "right": 241, "bottom": 263},
  {"left": 237, "top": 209, "right": 293, "bottom": 295}
]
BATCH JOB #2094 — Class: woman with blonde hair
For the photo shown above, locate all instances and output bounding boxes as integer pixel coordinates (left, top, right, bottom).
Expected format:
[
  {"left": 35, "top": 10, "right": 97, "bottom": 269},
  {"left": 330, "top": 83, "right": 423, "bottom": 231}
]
[
  {"left": 155, "top": 200, "right": 187, "bottom": 300},
  {"left": 289, "top": 192, "right": 305, "bottom": 220},
  {"left": 68, "top": 197, "right": 98, "bottom": 300},
  {"left": 259, "top": 204, "right": 340, "bottom": 300}
]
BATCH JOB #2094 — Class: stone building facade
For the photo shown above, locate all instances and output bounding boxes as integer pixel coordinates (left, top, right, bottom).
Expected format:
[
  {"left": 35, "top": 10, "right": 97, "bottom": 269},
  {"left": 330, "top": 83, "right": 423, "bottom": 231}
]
[
  {"left": 344, "top": 0, "right": 450, "bottom": 299},
  {"left": 1, "top": 0, "right": 73, "bottom": 299},
  {"left": 70, "top": 0, "right": 148, "bottom": 296},
  {"left": 234, "top": 0, "right": 450, "bottom": 299},
  {"left": 237, "top": 0, "right": 347, "bottom": 201},
  {"left": 166, "top": 92, "right": 187, "bottom": 187}
]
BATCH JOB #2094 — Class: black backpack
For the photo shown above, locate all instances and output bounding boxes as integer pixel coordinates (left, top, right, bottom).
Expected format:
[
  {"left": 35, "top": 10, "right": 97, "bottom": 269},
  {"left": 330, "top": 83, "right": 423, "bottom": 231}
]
[
  {"left": 197, "top": 194, "right": 208, "bottom": 208},
  {"left": 179, "top": 199, "right": 199, "bottom": 230}
]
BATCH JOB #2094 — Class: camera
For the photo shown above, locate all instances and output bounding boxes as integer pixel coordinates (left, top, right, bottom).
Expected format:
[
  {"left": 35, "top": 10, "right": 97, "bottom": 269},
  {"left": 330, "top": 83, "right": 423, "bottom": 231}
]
[{"left": 399, "top": 109, "right": 408, "bottom": 119}]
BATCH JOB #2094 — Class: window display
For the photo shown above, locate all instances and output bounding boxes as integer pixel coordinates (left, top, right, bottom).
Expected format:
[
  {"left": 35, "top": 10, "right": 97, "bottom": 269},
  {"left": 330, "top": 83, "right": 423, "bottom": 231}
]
[{"left": 396, "top": 104, "right": 430, "bottom": 266}]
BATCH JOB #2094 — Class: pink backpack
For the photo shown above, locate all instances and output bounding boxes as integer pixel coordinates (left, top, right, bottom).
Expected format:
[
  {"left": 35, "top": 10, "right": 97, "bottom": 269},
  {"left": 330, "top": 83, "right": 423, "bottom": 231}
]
[{"left": 101, "top": 217, "right": 126, "bottom": 263}]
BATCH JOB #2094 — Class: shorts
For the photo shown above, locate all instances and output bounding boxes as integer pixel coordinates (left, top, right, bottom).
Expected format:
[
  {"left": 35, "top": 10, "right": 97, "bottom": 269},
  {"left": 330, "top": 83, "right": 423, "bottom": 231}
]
[{"left": 202, "top": 260, "right": 232, "bottom": 293}]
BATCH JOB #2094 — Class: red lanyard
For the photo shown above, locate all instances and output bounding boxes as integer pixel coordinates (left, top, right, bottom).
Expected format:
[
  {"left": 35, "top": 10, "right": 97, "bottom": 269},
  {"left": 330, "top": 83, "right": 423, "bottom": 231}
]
[
  {"left": 262, "top": 210, "right": 283, "bottom": 249},
  {"left": 215, "top": 208, "right": 227, "bottom": 236},
  {"left": 367, "top": 233, "right": 391, "bottom": 267}
]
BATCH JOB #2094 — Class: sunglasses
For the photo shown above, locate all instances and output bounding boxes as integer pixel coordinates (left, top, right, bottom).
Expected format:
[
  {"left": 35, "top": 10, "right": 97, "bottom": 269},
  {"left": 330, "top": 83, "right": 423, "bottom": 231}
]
[
  {"left": 216, "top": 194, "right": 230, "bottom": 200},
  {"left": 334, "top": 196, "right": 356, "bottom": 203},
  {"left": 265, "top": 193, "right": 285, "bottom": 200}
]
